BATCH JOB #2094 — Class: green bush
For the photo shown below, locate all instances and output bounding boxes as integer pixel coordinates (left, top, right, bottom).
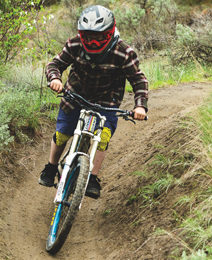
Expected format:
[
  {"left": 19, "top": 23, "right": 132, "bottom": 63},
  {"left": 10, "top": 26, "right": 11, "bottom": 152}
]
[
  {"left": 170, "top": 21, "right": 212, "bottom": 65},
  {"left": 0, "top": 125, "right": 14, "bottom": 151},
  {"left": 0, "top": 98, "right": 14, "bottom": 151},
  {"left": 112, "top": 0, "right": 178, "bottom": 52},
  {"left": 0, "top": 74, "right": 59, "bottom": 151},
  {"left": 0, "top": 0, "right": 41, "bottom": 62}
]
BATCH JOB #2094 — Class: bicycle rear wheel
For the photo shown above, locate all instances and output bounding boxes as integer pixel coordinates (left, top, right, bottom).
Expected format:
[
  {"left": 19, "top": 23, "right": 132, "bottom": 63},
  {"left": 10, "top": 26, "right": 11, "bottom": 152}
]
[{"left": 46, "top": 154, "right": 90, "bottom": 254}]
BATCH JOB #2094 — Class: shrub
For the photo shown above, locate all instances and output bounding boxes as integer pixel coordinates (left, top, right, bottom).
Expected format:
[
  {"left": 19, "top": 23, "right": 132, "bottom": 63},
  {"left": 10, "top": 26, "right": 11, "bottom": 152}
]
[
  {"left": 0, "top": 79, "right": 57, "bottom": 151},
  {"left": 0, "top": 0, "right": 41, "bottom": 62},
  {"left": 112, "top": 0, "right": 178, "bottom": 54},
  {"left": 0, "top": 99, "right": 14, "bottom": 151},
  {"left": 170, "top": 18, "right": 212, "bottom": 65}
]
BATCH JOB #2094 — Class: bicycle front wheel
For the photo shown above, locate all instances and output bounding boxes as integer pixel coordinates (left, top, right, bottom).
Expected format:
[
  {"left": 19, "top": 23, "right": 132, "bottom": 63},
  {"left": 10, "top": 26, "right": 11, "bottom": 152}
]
[{"left": 46, "top": 154, "right": 90, "bottom": 254}]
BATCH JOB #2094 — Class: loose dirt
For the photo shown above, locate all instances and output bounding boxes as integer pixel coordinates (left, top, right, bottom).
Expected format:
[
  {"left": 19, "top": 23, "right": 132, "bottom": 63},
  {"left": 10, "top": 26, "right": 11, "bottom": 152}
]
[{"left": 0, "top": 82, "right": 212, "bottom": 260}]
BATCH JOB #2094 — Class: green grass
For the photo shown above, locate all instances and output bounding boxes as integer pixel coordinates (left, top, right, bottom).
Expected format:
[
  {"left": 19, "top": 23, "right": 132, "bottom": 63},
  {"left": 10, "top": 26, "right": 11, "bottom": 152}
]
[
  {"left": 195, "top": 95, "right": 212, "bottom": 158},
  {"left": 0, "top": 60, "right": 60, "bottom": 152},
  {"left": 103, "top": 209, "right": 115, "bottom": 216},
  {"left": 127, "top": 72, "right": 212, "bottom": 258},
  {"left": 181, "top": 249, "right": 208, "bottom": 260},
  {"left": 127, "top": 172, "right": 181, "bottom": 207},
  {"left": 125, "top": 59, "right": 212, "bottom": 92},
  {"left": 164, "top": 95, "right": 212, "bottom": 258},
  {"left": 129, "top": 170, "right": 147, "bottom": 178}
]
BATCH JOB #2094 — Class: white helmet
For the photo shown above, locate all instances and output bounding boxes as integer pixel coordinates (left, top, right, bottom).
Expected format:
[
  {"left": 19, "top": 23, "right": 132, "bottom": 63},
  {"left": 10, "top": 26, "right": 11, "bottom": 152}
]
[{"left": 78, "top": 5, "right": 119, "bottom": 63}]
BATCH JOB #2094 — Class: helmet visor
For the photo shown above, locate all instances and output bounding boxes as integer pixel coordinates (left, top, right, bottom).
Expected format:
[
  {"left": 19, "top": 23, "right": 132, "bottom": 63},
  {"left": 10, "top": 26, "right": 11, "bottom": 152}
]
[{"left": 79, "top": 27, "right": 115, "bottom": 54}]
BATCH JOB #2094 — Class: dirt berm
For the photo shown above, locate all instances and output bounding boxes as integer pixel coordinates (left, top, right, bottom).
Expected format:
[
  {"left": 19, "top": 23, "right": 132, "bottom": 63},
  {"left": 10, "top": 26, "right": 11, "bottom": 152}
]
[{"left": 0, "top": 82, "right": 211, "bottom": 260}]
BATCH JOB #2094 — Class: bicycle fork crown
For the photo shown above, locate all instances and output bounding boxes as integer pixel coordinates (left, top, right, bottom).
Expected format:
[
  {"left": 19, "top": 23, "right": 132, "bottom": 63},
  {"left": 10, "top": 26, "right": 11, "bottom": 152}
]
[{"left": 83, "top": 115, "right": 97, "bottom": 133}]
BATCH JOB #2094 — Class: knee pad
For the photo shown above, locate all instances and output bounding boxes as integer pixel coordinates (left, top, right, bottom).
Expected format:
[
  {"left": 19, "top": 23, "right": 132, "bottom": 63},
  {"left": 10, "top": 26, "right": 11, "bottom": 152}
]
[
  {"left": 53, "top": 131, "right": 71, "bottom": 146},
  {"left": 96, "top": 127, "right": 112, "bottom": 152}
]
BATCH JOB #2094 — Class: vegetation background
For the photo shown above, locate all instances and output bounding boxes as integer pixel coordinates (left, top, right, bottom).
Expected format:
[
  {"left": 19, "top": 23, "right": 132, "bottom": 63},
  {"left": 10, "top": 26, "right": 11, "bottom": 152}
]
[{"left": 1, "top": 0, "right": 212, "bottom": 259}]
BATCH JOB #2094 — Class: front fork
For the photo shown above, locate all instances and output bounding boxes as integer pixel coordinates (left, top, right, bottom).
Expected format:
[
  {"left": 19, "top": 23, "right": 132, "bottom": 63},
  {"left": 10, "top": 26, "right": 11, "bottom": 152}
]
[
  {"left": 69, "top": 109, "right": 106, "bottom": 171},
  {"left": 56, "top": 109, "right": 106, "bottom": 202}
]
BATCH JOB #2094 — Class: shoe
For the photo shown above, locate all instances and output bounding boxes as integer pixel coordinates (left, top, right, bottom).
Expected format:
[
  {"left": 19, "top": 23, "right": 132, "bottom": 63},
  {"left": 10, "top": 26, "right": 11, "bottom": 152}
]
[
  {"left": 38, "top": 163, "right": 58, "bottom": 187},
  {"left": 85, "top": 174, "right": 101, "bottom": 199}
]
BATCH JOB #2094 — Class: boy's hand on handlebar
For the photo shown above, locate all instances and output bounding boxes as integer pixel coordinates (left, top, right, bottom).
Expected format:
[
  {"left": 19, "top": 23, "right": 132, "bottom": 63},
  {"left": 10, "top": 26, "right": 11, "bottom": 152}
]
[
  {"left": 49, "top": 79, "right": 63, "bottom": 93},
  {"left": 133, "top": 107, "right": 146, "bottom": 120}
]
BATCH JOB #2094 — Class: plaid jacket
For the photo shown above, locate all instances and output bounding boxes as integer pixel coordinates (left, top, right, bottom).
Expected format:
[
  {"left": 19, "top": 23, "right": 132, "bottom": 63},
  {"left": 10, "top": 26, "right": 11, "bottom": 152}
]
[{"left": 46, "top": 35, "right": 148, "bottom": 114}]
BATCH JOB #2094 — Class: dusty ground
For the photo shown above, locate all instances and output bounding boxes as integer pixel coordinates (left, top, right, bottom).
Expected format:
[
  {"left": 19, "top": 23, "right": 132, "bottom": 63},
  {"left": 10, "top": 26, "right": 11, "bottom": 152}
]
[{"left": 0, "top": 82, "right": 212, "bottom": 260}]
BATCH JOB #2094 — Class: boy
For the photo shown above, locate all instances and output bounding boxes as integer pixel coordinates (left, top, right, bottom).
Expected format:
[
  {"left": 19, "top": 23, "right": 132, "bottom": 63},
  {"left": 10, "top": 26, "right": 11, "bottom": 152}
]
[{"left": 38, "top": 5, "right": 148, "bottom": 199}]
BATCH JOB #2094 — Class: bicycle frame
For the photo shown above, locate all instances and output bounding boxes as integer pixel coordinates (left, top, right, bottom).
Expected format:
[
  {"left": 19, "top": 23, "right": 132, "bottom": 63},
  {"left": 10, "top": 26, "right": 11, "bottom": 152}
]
[{"left": 54, "top": 108, "right": 106, "bottom": 203}]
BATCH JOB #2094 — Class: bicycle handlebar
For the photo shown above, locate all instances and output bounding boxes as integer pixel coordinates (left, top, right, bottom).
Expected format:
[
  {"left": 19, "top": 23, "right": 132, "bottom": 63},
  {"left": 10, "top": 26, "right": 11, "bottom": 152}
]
[
  {"left": 64, "top": 89, "right": 148, "bottom": 122},
  {"left": 48, "top": 83, "right": 148, "bottom": 122}
]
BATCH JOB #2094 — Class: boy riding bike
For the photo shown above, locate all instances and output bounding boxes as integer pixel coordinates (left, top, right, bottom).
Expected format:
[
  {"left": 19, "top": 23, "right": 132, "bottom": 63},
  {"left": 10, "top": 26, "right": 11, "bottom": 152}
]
[{"left": 38, "top": 5, "right": 148, "bottom": 199}]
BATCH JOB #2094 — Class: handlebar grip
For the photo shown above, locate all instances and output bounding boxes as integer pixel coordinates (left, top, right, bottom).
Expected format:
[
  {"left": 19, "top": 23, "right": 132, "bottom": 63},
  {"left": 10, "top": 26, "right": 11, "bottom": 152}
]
[
  {"left": 47, "top": 82, "right": 66, "bottom": 94},
  {"left": 129, "top": 111, "right": 134, "bottom": 117},
  {"left": 129, "top": 111, "right": 148, "bottom": 121}
]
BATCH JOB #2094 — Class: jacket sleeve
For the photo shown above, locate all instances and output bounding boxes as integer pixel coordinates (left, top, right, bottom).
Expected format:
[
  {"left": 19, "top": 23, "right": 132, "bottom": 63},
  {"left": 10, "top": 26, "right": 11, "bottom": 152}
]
[
  {"left": 122, "top": 47, "right": 148, "bottom": 112},
  {"left": 45, "top": 38, "right": 76, "bottom": 82}
]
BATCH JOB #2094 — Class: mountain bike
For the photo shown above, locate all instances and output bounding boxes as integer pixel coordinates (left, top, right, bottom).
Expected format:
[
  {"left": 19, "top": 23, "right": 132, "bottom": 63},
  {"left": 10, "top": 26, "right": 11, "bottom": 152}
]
[{"left": 46, "top": 89, "right": 147, "bottom": 254}]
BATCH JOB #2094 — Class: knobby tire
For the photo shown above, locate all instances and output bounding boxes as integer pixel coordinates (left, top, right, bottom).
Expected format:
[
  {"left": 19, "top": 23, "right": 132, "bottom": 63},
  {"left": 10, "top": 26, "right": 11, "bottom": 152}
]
[{"left": 46, "top": 154, "right": 90, "bottom": 254}]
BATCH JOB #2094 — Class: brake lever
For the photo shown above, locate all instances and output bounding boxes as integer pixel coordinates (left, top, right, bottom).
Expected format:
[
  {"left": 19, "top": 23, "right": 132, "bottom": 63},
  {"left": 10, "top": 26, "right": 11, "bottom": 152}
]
[
  {"left": 123, "top": 115, "right": 136, "bottom": 124},
  {"left": 57, "top": 88, "right": 67, "bottom": 97}
]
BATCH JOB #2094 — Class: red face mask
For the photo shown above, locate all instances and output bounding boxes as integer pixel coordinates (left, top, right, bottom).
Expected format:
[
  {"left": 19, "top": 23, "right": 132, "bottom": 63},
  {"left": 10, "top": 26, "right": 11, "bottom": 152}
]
[{"left": 79, "top": 25, "right": 115, "bottom": 54}]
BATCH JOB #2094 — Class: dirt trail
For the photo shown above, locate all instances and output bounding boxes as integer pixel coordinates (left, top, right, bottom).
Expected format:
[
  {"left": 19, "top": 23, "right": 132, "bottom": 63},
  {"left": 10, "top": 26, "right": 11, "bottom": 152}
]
[{"left": 0, "top": 82, "right": 211, "bottom": 260}]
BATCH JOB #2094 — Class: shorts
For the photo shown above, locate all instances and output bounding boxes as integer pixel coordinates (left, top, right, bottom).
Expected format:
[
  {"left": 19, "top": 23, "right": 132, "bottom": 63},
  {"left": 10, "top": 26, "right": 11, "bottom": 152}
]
[{"left": 56, "top": 106, "right": 118, "bottom": 137}]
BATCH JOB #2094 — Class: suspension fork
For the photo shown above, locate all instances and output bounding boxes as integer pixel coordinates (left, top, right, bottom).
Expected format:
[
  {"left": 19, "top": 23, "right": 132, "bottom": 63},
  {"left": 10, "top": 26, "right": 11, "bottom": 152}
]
[
  {"left": 65, "top": 109, "right": 106, "bottom": 170},
  {"left": 68, "top": 109, "right": 87, "bottom": 155},
  {"left": 89, "top": 115, "right": 106, "bottom": 169}
]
